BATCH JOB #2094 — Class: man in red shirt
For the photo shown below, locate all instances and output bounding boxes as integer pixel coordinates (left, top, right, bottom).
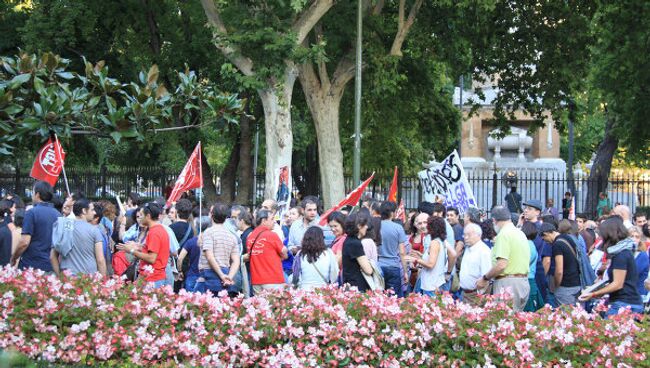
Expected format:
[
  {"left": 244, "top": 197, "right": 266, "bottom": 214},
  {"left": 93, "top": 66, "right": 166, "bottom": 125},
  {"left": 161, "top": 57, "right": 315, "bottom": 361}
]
[
  {"left": 246, "top": 209, "right": 288, "bottom": 294},
  {"left": 117, "top": 202, "right": 170, "bottom": 288}
]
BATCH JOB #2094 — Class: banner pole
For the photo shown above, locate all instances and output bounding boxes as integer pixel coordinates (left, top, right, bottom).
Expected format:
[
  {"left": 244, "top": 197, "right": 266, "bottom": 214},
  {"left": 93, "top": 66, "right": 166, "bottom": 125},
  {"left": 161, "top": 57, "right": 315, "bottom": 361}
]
[
  {"left": 54, "top": 135, "right": 71, "bottom": 196},
  {"left": 198, "top": 141, "right": 203, "bottom": 237}
]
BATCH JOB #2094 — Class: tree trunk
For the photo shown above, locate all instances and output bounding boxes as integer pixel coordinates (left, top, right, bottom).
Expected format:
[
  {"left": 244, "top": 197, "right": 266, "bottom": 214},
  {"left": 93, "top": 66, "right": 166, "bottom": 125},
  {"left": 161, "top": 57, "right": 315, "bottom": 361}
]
[
  {"left": 218, "top": 135, "right": 240, "bottom": 203},
  {"left": 297, "top": 60, "right": 348, "bottom": 208},
  {"left": 235, "top": 109, "right": 254, "bottom": 205},
  {"left": 584, "top": 117, "right": 619, "bottom": 218},
  {"left": 258, "top": 67, "right": 297, "bottom": 202}
]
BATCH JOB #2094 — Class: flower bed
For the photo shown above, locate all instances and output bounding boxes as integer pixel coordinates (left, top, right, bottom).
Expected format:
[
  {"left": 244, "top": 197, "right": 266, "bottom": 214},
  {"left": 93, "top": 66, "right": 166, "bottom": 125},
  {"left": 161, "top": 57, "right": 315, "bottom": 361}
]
[{"left": 0, "top": 266, "right": 648, "bottom": 367}]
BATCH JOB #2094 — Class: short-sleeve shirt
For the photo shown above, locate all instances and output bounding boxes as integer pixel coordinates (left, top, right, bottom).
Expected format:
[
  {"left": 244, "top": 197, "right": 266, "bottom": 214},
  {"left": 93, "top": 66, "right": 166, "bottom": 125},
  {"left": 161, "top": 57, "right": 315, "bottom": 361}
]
[
  {"left": 20, "top": 202, "right": 60, "bottom": 272},
  {"left": 551, "top": 235, "right": 581, "bottom": 287},
  {"left": 59, "top": 220, "right": 103, "bottom": 275},
  {"left": 170, "top": 221, "right": 192, "bottom": 245},
  {"left": 492, "top": 222, "right": 530, "bottom": 275},
  {"left": 608, "top": 250, "right": 642, "bottom": 305},
  {"left": 247, "top": 226, "right": 285, "bottom": 285},
  {"left": 139, "top": 224, "right": 170, "bottom": 282},
  {"left": 378, "top": 220, "right": 407, "bottom": 269},
  {"left": 182, "top": 236, "right": 201, "bottom": 277},
  {"left": 452, "top": 223, "right": 464, "bottom": 243},
  {"left": 0, "top": 220, "right": 12, "bottom": 266},
  {"left": 342, "top": 236, "right": 370, "bottom": 292},
  {"left": 198, "top": 225, "right": 239, "bottom": 271}
]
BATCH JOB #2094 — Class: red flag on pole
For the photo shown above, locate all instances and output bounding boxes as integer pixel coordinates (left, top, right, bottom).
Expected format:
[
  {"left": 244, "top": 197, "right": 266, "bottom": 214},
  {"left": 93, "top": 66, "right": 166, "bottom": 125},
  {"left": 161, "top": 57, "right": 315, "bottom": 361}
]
[
  {"left": 30, "top": 137, "right": 66, "bottom": 186},
  {"left": 167, "top": 142, "right": 203, "bottom": 205},
  {"left": 388, "top": 166, "right": 398, "bottom": 203},
  {"left": 319, "top": 172, "right": 375, "bottom": 226}
]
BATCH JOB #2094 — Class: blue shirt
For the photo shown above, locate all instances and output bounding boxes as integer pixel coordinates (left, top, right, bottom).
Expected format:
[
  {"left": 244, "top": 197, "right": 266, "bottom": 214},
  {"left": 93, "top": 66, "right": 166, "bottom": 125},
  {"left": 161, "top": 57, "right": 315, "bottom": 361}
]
[
  {"left": 635, "top": 251, "right": 649, "bottom": 297},
  {"left": 528, "top": 240, "right": 538, "bottom": 279},
  {"left": 378, "top": 219, "right": 407, "bottom": 269},
  {"left": 182, "top": 236, "right": 201, "bottom": 277},
  {"left": 20, "top": 202, "right": 60, "bottom": 272}
]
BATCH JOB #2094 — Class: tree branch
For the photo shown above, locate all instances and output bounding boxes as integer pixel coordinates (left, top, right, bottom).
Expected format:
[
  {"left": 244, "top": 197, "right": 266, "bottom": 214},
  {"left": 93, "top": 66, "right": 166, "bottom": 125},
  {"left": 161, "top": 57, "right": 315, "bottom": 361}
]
[
  {"left": 200, "top": 0, "right": 255, "bottom": 76},
  {"left": 291, "top": 0, "right": 335, "bottom": 45},
  {"left": 390, "top": 0, "right": 423, "bottom": 56},
  {"left": 313, "top": 24, "right": 331, "bottom": 91},
  {"left": 372, "top": 0, "right": 385, "bottom": 15},
  {"left": 330, "top": 49, "right": 357, "bottom": 95}
]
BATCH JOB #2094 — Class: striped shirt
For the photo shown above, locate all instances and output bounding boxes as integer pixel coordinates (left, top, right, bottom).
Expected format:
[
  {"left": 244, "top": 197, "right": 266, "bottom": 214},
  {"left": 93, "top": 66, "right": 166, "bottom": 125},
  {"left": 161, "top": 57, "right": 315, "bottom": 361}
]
[{"left": 198, "top": 225, "right": 239, "bottom": 271}]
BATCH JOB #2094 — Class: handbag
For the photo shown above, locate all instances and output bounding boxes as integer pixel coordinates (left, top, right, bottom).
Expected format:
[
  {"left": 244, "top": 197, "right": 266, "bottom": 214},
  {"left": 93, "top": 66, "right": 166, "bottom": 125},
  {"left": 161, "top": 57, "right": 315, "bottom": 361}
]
[
  {"left": 124, "top": 258, "right": 140, "bottom": 282},
  {"left": 362, "top": 259, "right": 385, "bottom": 291}
]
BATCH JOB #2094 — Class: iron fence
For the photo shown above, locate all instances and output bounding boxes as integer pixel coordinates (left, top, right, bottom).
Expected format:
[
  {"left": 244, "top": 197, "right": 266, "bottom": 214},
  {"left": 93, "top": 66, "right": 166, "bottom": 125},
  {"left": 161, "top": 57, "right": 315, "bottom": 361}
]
[{"left": 1, "top": 167, "right": 648, "bottom": 218}]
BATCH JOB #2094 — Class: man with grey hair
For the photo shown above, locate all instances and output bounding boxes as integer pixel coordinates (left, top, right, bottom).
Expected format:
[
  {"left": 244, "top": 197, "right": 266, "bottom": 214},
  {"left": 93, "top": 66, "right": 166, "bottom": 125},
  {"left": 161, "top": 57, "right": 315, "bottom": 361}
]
[
  {"left": 476, "top": 206, "right": 530, "bottom": 311},
  {"left": 611, "top": 205, "right": 633, "bottom": 229},
  {"left": 459, "top": 223, "right": 492, "bottom": 306}
]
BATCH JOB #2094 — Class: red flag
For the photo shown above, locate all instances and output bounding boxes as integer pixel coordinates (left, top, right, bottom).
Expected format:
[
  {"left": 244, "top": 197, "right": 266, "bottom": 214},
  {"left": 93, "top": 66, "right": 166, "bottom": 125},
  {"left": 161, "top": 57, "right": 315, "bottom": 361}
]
[
  {"left": 167, "top": 142, "right": 203, "bottom": 205},
  {"left": 387, "top": 166, "right": 398, "bottom": 203},
  {"left": 30, "top": 137, "right": 66, "bottom": 186},
  {"left": 395, "top": 199, "right": 406, "bottom": 223},
  {"left": 319, "top": 172, "right": 375, "bottom": 226}
]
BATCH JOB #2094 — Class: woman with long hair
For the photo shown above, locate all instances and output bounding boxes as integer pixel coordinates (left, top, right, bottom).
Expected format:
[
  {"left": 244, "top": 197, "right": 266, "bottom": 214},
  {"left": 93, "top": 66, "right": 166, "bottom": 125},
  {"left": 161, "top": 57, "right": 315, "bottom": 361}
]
[
  {"left": 341, "top": 213, "right": 374, "bottom": 292},
  {"left": 328, "top": 211, "right": 347, "bottom": 268},
  {"left": 579, "top": 216, "right": 643, "bottom": 316},
  {"left": 295, "top": 226, "right": 339, "bottom": 290},
  {"left": 522, "top": 221, "right": 544, "bottom": 311},
  {"left": 405, "top": 216, "right": 447, "bottom": 296}
]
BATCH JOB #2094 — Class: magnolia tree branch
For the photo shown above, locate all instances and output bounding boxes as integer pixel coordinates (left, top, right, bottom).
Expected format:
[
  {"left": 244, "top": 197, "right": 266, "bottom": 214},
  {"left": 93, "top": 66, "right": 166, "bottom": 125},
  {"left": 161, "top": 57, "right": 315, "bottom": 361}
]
[
  {"left": 292, "top": 0, "right": 336, "bottom": 45},
  {"left": 390, "top": 0, "right": 423, "bottom": 56},
  {"left": 200, "top": 0, "right": 255, "bottom": 76}
]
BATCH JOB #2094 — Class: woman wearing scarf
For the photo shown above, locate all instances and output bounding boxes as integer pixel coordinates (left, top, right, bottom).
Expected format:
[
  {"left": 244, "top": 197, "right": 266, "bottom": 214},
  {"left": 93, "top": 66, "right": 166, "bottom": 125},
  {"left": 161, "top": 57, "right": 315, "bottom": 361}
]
[{"left": 579, "top": 216, "right": 643, "bottom": 316}]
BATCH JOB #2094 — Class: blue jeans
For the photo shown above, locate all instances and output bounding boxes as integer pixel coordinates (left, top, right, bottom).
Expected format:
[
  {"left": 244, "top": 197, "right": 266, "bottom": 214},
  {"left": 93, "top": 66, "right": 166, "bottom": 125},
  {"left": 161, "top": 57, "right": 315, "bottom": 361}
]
[
  {"left": 151, "top": 279, "right": 167, "bottom": 289},
  {"left": 381, "top": 266, "right": 404, "bottom": 298},
  {"left": 184, "top": 274, "right": 199, "bottom": 292},
  {"left": 421, "top": 290, "right": 436, "bottom": 297},
  {"left": 606, "top": 301, "right": 644, "bottom": 317},
  {"left": 197, "top": 268, "right": 236, "bottom": 296}
]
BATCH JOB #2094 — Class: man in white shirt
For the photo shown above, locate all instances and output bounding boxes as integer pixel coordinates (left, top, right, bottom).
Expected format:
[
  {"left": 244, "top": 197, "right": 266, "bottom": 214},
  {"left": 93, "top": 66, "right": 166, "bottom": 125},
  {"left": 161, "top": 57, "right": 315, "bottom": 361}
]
[
  {"left": 459, "top": 223, "right": 492, "bottom": 306},
  {"left": 288, "top": 198, "right": 319, "bottom": 253}
]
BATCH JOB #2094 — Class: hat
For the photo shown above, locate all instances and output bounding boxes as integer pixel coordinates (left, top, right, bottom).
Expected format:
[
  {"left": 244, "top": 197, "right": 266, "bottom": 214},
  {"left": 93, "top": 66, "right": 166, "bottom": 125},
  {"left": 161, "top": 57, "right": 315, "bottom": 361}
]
[
  {"left": 491, "top": 206, "right": 511, "bottom": 221},
  {"left": 539, "top": 222, "right": 557, "bottom": 234},
  {"left": 465, "top": 207, "right": 481, "bottom": 223},
  {"left": 523, "top": 199, "right": 544, "bottom": 211}
]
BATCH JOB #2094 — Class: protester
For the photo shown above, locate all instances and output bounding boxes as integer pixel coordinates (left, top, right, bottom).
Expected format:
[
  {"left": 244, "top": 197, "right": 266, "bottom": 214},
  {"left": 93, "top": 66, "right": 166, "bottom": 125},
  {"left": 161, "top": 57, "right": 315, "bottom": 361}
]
[
  {"left": 90, "top": 202, "right": 113, "bottom": 275},
  {"left": 561, "top": 192, "right": 572, "bottom": 220},
  {"left": 446, "top": 207, "right": 465, "bottom": 261},
  {"left": 504, "top": 187, "right": 522, "bottom": 214},
  {"left": 522, "top": 199, "right": 553, "bottom": 306},
  {"left": 596, "top": 192, "right": 611, "bottom": 218},
  {"left": 195, "top": 203, "right": 240, "bottom": 296},
  {"left": 404, "top": 216, "right": 448, "bottom": 296},
  {"left": 11, "top": 209, "right": 24, "bottom": 257},
  {"left": 634, "top": 212, "right": 647, "bottom": 228},
  {"left": 611, "top": 205, "right": 634, "bottom": 229},
  {"left": 522, "top": 222, "right": 544, "bottom": 311},
  {"left": 328, "top": 211, "right": 347, "bottom": 269},
  {"left": 170, "top": 199, "right": 193, "bottom": 244},
  {"left": 407, "top": 213, "right": 428, "bottom": 291},
  {"left": 628, "top": 226, "right": 648, "bottom": 301},
  {"left": 542, "top": 198, "right": 560, "bottom": 220},
  {"left": 579, "top": 216, "right": 644, "bottom": 316},
  {"left": 50, "top": 199, "right": 106, "bottom": 277},
  {"left": 0, "top": 200, "right": 13, "bottom": 266},
  {"left": 458, "top": 223, "right": 492, "bottom": 305},
  {"left": 177, "top": 216, "right": 211, "bottom": 292},
  {"left": 260, "top": 199, "right": 286, "bottom": 242},
  {"left": 377, "top": 201, "right": 408, "bottom": 297},
  {"left": 283, "top": 206, "right": 301, "bottom": 240},
  {"left": 11, "top": 181, "right": 60, "bottom": 271},
  {"left": 576, "top": 215, "right": 595, "bottom": 252},
  {"left": 539, "top": 221, "right": 581, "bottom": 306},
  {"left": 341, "top": 213, "right": 373, "bottom": 292},
  {"left": 480, "top": 219, "right": 496, "bottom": 248},
  {"left": 293, "top": 226, "right": 339, "bottom": 290},
  {"left": 476, "top": 206, "right": 530, "bottom": 312},
  {"left": 361, "top": 218, "right": 379, "bottom": 264},
  {"left": 288, "top": 198, "right": 319, "bottom": 253},
  {"left": 125, "top": 193, "right": 142, "bottom": 218},
  {"left": 429, "top": 203, "right": 457, "bottom": 291},
  {"left": 463, "top": 207, "right": 481, "bottom": 226},
  {"left": 247, "top": 209, "right": 287, "bottom": 294},
  {"left": 116, "top": 203, "right": 170, "bottom": 288}
]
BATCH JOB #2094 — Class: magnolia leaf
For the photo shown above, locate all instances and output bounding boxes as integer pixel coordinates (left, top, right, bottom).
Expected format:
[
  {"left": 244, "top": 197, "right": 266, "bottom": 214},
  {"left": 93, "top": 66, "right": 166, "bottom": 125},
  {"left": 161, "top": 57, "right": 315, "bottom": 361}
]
[
  {"left": 155, "top": 85, "right": 168, "bottom": 99},
  {"left": 110, "top": 131, "right": 122, "bottom": 143},
  {"left": 56, "top": 72, "right": 75, "bottom": 80},
  {"left": 147, "top": 65, "right": 159, "bottom": 86},
  {"left": 9, "top": 74, "right": 31, "bottom": 89},
  {"left": 3, "top": 104, "right": 23, "bottom": 115}
]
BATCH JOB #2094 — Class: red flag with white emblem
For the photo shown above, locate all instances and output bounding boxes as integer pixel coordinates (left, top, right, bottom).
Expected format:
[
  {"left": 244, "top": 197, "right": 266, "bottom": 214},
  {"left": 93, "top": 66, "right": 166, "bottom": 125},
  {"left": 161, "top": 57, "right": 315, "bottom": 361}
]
[
  {"left": 167, "top": 142, "right": 203, "bottom": 205},
  {"left": 30, "top": 137, "right": 66, "bottom": 186},
  {"left": 395, "top": 199, "right": 406, "bottom": 223}
]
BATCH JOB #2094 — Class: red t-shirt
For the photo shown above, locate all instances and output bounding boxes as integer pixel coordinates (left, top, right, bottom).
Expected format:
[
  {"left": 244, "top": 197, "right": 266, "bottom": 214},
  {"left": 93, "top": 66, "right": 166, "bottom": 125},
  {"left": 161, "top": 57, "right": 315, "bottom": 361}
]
[
  {"left": 139, "top": 224, "right": 170, "bottom": 282},
  {"left": 247, "top": 226, "right": 285, "bottom": 285},
  {"left": 409, "top": 234, "right": 424, "bottom": 253}
]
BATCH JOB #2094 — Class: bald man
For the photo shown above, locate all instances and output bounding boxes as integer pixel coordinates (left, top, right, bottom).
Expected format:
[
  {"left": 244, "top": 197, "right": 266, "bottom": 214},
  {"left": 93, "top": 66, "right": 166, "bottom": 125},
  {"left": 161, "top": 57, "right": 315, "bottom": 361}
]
[{"left": 611, "top": 205, "right": 633, "bottom": 229}]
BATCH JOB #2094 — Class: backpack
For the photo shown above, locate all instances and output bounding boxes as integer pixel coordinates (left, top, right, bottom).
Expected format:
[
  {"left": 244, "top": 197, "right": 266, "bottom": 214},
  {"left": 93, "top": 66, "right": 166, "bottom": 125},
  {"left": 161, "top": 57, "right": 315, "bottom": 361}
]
[
  {"left": 51, "top": 217, "right": 75, "bottom": 257},
  {"left": 556, "top": 237, "right": 596, "bottom": 288}
]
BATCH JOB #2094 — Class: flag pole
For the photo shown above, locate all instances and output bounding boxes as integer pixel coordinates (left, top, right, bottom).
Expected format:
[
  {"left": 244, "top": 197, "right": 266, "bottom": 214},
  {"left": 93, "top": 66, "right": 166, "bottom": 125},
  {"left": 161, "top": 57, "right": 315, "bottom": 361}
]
[
  {"left": 198, "top": 142, "right": 203, "bottom": 237},
  {"left": 54, "top": 134, "right": 71, "bottom": 196}
]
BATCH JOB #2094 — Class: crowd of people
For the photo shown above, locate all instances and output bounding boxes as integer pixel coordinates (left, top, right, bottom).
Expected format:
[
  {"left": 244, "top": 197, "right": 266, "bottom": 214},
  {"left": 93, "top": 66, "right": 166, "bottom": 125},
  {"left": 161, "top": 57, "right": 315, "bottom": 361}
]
[{"left": 1, "top": 180, "right": 649, "bottom": 318}]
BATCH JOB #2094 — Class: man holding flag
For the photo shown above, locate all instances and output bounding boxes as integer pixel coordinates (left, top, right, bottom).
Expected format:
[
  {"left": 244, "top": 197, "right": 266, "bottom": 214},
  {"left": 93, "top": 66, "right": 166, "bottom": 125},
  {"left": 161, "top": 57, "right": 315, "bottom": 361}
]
[{"left": 12, "top": 136, "right": 67, "bottom": 271}]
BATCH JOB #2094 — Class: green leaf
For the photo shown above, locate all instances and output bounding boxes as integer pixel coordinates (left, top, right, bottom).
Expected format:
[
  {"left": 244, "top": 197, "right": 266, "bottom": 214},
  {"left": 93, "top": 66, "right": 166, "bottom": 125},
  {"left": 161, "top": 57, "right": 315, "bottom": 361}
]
[
  {"left": 56, "top": 72, "right": 75, "bottom": 80},
  {"left": 110, "top": 131, "right": 122, "bottom": 143},
  {"left": 9, "top": 74, "right": 31, "bottom": 89},
  {"left": 3, "top": 104, "right": 23, "bottom": 115}
]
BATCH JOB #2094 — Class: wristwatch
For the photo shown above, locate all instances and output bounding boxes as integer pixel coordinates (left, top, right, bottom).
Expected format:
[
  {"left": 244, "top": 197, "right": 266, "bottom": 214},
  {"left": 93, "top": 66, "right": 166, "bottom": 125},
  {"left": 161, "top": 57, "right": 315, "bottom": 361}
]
[{"left": 130, "top": 248, "right": 135, "bottom": 255}]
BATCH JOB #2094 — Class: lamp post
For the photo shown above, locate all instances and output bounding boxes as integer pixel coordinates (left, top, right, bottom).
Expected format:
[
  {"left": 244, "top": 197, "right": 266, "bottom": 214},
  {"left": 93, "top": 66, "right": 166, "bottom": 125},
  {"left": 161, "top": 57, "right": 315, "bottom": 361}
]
[
  {"left": 352, "top": 0, "right": 362, "bottom": 186},
  {"left": 568, "top": 99, "right": 576, "bottom": 195}
]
